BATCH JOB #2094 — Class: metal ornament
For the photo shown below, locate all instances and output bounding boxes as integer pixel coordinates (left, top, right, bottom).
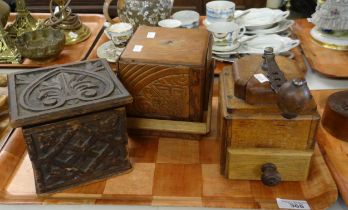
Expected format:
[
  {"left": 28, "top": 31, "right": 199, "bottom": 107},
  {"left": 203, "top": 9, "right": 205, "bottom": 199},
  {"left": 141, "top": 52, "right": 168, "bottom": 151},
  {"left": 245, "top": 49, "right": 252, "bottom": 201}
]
[
  {"left": 5, "top": 0, "right": 41, "bottom": 39},
  {"left": 0, "top": 24, "right": 21, "bottom": 64},
  {"left": 45, "top": 0, "right": 91, "bottom": 45},
  {"left": 15, "top": 27, "right": 66, "bottom": 61},
  {"left": 261, "top": 47, "right": 312, "bottom": 119},
  {"left": 261, "top": 47, "right": 286, "bottom": 93},
  {"left": 261, "top": 163, "right": 281, "bottom": 186}
]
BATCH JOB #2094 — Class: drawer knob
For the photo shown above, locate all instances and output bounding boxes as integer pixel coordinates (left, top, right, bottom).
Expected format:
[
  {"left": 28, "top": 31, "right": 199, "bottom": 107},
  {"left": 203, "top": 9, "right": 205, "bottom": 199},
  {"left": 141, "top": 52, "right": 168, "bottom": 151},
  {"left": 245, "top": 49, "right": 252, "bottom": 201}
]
[{"left": 261, "top": 163, "right": 281, "bottom": 186}]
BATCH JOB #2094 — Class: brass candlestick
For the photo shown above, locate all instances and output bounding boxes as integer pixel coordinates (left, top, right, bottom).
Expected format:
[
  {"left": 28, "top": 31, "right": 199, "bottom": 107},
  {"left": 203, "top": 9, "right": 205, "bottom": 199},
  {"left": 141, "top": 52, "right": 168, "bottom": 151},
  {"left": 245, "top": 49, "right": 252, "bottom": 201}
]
[
  {"left": 5, "top": 0, "right": 41, "bottom": 39},
  {"left": 45, "top": 0, "right": 91, "bottom": 45},
  {"left": 0, "top": 24, "right": 21, "bottom": 64}
]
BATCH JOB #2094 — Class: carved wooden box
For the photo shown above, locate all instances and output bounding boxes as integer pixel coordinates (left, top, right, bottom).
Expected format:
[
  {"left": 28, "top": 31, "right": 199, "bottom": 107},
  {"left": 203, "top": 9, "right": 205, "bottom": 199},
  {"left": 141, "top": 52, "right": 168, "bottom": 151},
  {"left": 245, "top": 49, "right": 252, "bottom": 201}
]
[
  {"left": 8, "top": 59, "right": 133, "bottom": 194},
  {"left": 118, "top": 26, "right": 214, "bottom": 122},
  {"left": 218, "top": 56, "right": 320, "bottom": 186}
]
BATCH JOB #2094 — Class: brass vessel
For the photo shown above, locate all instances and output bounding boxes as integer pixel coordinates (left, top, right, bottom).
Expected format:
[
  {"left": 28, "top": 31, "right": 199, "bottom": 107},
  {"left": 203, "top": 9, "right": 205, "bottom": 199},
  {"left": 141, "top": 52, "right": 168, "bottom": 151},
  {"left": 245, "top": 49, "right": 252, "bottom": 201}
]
[
  {"left": 5, "top": 0, "right": 41, "bottom": 38},
  {"left": 0, "top": 0, "right": 10, "bottom": 27},
  {"left": 15, "top": 28, "right": 65, "bottom": 60},
  {"left": 45, "top": 0, "right": 91, "bottom": 45},
  {"left": 0, "top": 24, "right": 21, "bottom": 64}
]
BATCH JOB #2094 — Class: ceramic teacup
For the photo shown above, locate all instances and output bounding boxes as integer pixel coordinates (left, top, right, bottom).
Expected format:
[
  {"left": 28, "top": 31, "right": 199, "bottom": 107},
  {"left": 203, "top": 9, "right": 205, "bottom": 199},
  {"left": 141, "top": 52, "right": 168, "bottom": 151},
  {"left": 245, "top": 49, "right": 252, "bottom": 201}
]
[
  {"left": 207, "top": 22, "right": 246, "bottom": 47},
  {"left": 104, "top": 22, "right": 133, "bottom": 46},
  {"left": 158, "top": 19, "right": 182, "bottom": 28},
  {"left": 172, "top": 10, "right": 200, "bottom": 29},
  {"left": 206, "top": 1, "right": 235, "bottom": 23}
]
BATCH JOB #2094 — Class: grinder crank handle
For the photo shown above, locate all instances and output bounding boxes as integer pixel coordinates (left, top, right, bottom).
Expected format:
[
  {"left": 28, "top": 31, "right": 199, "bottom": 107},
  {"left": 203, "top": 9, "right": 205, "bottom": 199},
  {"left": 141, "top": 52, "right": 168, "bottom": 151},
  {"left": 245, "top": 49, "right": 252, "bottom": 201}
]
[{"left": 262, "top": 47, "right": 312, "bottom": 119}]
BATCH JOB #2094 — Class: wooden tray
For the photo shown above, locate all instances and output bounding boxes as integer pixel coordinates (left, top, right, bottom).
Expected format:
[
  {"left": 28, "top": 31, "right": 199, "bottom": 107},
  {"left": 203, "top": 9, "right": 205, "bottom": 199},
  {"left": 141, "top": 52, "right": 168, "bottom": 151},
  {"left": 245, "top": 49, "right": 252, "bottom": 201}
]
[
  {"left": 0, "top": 93, "right": 338, "bottom": 209},
  {"left": 311, "top": 89, "right": 348, "bottom": 206},
  {"left": 1, "top": 13, "right": 105, "bottom": 68},
  {"left": 293, "top": 19, "right": 348, "bottom": 78},
  {"left": 0, "top": 94, "right": 13, "bottom": 151}
]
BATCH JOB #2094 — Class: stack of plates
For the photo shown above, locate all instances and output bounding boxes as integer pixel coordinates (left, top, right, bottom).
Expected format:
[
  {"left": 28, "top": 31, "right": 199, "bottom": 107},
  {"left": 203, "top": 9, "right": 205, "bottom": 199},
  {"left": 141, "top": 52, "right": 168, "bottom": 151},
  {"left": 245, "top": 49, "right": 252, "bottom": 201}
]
[
  {"left": 244, "top": 20, "right": 294, "bottom": 35},
  {"left": 236, "top": 8, "right": 290, "bottom": 32},
  {"left": 208, "top": 8, "right": 299, "bottom": 62},
  {"left": 213, "top": 34, "right": 300, "bottom": 55}
]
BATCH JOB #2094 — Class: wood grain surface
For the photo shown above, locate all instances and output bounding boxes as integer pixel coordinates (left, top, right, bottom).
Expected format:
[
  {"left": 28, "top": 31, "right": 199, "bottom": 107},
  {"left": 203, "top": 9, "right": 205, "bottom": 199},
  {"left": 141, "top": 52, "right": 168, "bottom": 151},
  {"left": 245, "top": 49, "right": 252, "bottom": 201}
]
[
  {"left": 312, "top": 89, "right": 348, "bottom": 206},
  {"left": 227, "top": 148, "right": 313, "bottom": 181},
  {"left": 218, "top": 66, "right": 319, "bottom": 183},
  {"left": 0, "top": 90, "right": 338, "bottom": 209},
  {"left": 220, "top": 66, "right": 318, "bottom": 151},
  {"left": 321, "top": 91, "right": 348, "bottom": 141},
  {"left": 293, "top": 19, "right": 348, "bottom": 78},
  {"left": 120, "top": 26, "right": 210, "bottom": 67},
  {"left": 118, "top": 25, "right": 213, "bottom": 123},
  {"left": 1, "top": 13, "right": 105, "bottom": 69}
]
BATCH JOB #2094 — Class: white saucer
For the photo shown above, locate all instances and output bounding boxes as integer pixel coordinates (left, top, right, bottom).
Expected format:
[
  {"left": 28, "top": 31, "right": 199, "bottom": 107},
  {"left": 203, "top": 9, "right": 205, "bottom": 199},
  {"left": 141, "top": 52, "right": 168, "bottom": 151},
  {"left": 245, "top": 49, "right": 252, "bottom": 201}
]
[
  {"left": 158, "top": 19, "right": 182, "bottom": 28},
  {"left": 213, "top": 42, "right": 241, "bottom": 52},
  {"left": 97, "top": 41, "right": 124, "bottom": 63},
  {"left": 245, "top": 20, "right": 294, "bottom": 35},
  {"left": 212, "top": 55, "right": 237, "bottom": 63},
  {"left": 235, "top": 8, "right": 289, "bottom": 31},
  {"left": 172, "top": 10, "right": 199, "bottom": 28},
  {"left": 310, "top": 27, "right": 348, "bottom": 50},
  {"left": 243, "top": 35, "right": 299, "bottom": 54}
]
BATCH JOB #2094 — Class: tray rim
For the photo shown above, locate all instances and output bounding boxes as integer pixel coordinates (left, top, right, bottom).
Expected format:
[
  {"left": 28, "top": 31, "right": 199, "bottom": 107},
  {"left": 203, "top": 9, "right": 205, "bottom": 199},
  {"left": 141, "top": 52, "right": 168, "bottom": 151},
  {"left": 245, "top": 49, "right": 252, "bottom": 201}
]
[
  {"left": 0, "top": 102, "right": 339, "bottom": 209},
  {"left": 292, "top": 19, "right": 348, "bottom": 79},
  {"left": 0, "top": 135, "right": 338, "bottom": 209},
  {"left": 1, "top": 13, "right": 105, "bottom": 69}
]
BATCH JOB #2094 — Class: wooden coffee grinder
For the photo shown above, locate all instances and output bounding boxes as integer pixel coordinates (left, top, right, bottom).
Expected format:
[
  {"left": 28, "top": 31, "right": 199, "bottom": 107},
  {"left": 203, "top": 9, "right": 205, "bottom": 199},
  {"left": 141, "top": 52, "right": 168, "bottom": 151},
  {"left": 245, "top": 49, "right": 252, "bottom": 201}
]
[{"left": 218, "top": 47, "right": 320, "bottom": 186}]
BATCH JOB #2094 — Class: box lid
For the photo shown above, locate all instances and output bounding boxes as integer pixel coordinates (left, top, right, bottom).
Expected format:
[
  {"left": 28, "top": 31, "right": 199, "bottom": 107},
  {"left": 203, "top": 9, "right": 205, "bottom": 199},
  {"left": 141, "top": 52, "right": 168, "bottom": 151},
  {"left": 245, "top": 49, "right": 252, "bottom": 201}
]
[
  {"left": 232, "top": 55, "right": 306, "bottom": 105},
  {"left": 220, "top": 65, "right": 318, "bottom": 117},
  {"left": 120, "top": 26, "right": 211, "bottom": 67},
  {"left": 8, "top": 59, "right": 132, "bottom": 127}
]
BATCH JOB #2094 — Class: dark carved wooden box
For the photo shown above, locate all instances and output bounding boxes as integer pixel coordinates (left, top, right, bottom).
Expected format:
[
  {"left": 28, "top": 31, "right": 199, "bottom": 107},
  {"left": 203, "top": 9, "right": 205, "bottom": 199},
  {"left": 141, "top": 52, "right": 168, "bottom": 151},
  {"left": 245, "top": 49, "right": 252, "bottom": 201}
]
[
  {"left": 8, "top": 59, "right": 133, "bottom": 194},
  {"left": 118, "top": 26, "right": 214, "bottom": 122}
]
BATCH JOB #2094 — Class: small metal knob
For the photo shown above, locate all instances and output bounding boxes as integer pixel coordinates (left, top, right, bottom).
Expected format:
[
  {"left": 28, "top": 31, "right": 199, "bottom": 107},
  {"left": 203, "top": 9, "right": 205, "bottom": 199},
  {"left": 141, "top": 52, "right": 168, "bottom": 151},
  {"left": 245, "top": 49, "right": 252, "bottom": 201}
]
[
  {"left": 264, "top": 47, "right": 274, "bottom": 54},
  {"left": 277, "top": 78, "right": 312, "bottom": 119},
  {"left": 261, "top": 163, "right": 281, "bottom": 186}
]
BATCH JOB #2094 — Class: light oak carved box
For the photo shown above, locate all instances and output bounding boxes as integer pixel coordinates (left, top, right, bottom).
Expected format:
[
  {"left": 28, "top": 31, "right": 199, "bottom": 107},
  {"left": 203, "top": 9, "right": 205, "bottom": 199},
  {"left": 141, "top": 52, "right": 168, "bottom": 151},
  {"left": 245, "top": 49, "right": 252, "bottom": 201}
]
[
  {"left": 118, "top": 26, "right": 214, "bottom": 122},
  {"left": 8, "top": 59, "right": 133, "bottom": 194},
  {"left": 218, "top": 55, "right": 320, "bottom": 186}
]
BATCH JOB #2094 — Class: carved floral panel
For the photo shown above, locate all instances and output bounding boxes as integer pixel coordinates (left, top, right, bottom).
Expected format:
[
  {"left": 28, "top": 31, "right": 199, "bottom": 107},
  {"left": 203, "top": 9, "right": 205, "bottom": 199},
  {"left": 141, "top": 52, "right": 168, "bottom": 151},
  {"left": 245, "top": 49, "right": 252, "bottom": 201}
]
[{"left": 8, "top": 60, "right": 132, "bottom": 127}]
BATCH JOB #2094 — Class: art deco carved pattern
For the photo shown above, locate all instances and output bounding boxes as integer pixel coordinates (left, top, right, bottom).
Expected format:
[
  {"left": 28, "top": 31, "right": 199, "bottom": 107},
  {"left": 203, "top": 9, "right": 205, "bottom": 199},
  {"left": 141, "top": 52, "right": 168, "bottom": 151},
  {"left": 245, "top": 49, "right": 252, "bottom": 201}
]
[
  {"left": 132, "top": 74, "right": 189, "bottom": 118},
  {"left": 23, "top": 108, "right": 132, "bottom": 194},
  {"left": 118, "top": 63, "right": 190, "bottom": 120}
]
